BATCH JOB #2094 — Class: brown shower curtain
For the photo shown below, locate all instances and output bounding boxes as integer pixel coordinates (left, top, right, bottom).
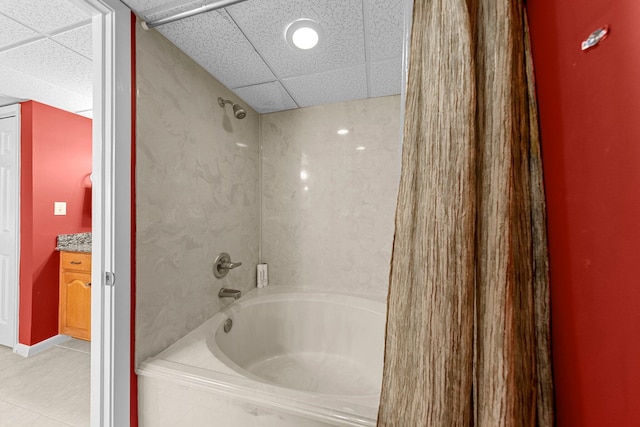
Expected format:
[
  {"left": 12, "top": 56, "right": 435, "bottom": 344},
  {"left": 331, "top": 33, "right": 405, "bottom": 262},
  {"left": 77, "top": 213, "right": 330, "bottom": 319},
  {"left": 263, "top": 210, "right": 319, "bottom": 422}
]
[{"left": 377, "top": 0, "right": 554, "bottom": 425}]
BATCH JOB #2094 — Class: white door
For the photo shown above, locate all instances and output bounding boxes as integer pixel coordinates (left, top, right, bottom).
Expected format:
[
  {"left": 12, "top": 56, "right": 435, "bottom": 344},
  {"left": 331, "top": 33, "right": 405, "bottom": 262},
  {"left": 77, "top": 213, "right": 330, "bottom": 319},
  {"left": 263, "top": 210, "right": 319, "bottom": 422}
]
[{"left": 0, "top": 105, "right": 19, "bottom": 348}]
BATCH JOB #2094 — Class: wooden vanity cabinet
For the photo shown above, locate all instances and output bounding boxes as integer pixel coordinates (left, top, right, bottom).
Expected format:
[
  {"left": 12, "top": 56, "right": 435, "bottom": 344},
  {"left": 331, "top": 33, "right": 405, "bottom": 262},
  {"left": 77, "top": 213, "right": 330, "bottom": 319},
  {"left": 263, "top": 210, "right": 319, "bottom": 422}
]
[{"left": 59, "top": 251, "right": 91, "bottom": 341}]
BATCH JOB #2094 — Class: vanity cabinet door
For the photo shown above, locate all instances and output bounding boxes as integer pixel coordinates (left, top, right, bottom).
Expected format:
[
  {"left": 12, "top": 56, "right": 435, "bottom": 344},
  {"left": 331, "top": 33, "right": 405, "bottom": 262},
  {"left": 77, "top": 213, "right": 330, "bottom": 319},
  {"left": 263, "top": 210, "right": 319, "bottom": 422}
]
[{"left": 59, "top": 252, "right": 91, "bottom": 341}]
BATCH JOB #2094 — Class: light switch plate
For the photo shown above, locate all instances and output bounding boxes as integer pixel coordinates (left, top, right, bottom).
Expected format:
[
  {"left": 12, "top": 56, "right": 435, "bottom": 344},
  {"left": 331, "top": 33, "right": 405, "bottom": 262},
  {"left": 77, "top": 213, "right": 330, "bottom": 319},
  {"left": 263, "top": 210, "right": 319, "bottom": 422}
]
[{"left": 54, "top": 202, "right": 66, "bottom": 216}]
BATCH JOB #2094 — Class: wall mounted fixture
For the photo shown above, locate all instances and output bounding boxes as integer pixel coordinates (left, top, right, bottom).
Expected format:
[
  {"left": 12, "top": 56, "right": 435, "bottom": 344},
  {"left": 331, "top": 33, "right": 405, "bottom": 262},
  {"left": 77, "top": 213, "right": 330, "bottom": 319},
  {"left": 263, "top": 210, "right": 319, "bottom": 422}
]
[
  {"left": 218, "top": 97, "right": 247, "bottom": 119},
  {"left": 213, "top": 252, "right": 242, "bottom": 278}
]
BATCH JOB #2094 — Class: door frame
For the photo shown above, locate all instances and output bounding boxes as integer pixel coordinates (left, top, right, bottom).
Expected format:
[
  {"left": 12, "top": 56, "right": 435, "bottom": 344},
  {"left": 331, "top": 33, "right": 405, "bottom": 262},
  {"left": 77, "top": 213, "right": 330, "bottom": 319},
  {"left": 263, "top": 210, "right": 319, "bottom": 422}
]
[
  {"left": 76, "top": 0, "right": 132, "bottom": 425},
  {"left": 0, "top": 103, "right": 20, "bottom": 350}
]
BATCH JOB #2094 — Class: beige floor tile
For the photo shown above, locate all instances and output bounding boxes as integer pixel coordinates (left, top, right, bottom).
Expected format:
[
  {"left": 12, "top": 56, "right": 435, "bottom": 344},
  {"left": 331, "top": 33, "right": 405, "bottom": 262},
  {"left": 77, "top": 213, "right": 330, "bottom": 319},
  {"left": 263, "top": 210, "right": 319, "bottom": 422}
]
[
  {"left": 0, "top": 345, "right": 24, "bottom": 372},
  {"left": 25, "top": 414, "right": 73, "bottom": 426},
  {"left": 0, "top": 399, "right": 41, "bottom": 424},
  {"left": 0, "top": 346, "right": 89, "bottom": 426},
  {"left": 56, "top": 339, "right": 90, "bottom": 355}
]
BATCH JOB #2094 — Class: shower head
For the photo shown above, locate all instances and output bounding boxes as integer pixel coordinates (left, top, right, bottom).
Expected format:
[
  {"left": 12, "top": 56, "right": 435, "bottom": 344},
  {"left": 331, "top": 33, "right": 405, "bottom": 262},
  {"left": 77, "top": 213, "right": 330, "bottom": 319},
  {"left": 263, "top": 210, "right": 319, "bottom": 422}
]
[
  {"left": 232, "top": 103, "right": 246, "bottom": 120},
  {"left": 218, "top": 97, "right": 246, "bottom": 119}
]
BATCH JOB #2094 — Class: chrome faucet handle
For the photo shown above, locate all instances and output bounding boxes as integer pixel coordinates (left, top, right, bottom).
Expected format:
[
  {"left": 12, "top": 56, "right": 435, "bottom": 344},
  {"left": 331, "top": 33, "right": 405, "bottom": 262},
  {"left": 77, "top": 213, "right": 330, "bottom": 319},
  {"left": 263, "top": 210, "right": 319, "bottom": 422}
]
[
  {"left": 213, "top": 253, "right": 242, "bottom": 278},
  {"left": 219, "top": 260, "right": 242, "bottom": 270}
]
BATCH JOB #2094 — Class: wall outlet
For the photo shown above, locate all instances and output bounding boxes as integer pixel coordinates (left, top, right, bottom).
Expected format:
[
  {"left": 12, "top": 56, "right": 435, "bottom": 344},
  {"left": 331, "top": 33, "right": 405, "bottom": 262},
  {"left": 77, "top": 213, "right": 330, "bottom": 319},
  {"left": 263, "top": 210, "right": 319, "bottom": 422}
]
[{"left": 54, "top": 202, "right": 67, "bottom": 216}]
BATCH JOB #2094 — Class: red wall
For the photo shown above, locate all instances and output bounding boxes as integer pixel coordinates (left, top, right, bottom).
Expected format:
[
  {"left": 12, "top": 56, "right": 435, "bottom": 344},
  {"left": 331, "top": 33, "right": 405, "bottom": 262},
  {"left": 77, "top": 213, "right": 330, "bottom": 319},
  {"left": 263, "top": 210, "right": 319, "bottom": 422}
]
[
  {"left": 19, "top": 101, "right": 92, "bottom": 346},
  {"left": 527, "top": 1, "right": 640, "bottom": 425}
]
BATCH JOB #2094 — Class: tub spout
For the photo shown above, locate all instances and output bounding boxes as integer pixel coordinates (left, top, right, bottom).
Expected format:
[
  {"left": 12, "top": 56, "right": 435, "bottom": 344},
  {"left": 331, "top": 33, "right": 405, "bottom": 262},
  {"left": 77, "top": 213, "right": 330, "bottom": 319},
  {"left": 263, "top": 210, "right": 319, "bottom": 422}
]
[{"left": 218, "top": 288, "right": 241, "bottom": 300}]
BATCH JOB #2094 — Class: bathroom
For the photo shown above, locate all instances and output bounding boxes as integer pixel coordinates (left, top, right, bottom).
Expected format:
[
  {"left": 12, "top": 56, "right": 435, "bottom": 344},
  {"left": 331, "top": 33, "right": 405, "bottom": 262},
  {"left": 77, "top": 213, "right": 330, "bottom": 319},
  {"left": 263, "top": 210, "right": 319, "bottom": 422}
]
[
  {"left": 132, "top": 0, "right": 403, "bottom": 423},
  {"left": 128, "top": 0, "right": 640, "bottom": 425}
]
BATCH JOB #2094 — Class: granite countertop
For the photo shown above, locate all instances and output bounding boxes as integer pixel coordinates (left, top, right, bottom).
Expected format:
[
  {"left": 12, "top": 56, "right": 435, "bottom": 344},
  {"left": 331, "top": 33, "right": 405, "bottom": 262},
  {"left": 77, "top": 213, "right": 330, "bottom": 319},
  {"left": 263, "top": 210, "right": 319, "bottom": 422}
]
[{"left": 57, "top": 232, "right": 92, "bottom": 253}]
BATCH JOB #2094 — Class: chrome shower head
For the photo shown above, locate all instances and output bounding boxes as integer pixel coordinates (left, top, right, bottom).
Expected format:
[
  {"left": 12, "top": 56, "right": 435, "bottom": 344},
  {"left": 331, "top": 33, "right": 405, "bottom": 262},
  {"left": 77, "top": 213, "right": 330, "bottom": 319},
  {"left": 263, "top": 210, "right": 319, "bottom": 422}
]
[
  {"left": 218, "top": 97, "right": 246, "bottom": 120},
  {"left": 232, "top": 104, "right": 246, "bottom": 120}
]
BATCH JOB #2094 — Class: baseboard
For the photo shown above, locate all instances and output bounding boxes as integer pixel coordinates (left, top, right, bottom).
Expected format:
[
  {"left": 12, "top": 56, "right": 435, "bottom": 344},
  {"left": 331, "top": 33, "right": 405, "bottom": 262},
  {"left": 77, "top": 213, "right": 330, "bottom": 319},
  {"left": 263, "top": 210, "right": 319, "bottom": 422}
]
[{"left": 14, "top": 334, "right": 71, "bottom": 357}]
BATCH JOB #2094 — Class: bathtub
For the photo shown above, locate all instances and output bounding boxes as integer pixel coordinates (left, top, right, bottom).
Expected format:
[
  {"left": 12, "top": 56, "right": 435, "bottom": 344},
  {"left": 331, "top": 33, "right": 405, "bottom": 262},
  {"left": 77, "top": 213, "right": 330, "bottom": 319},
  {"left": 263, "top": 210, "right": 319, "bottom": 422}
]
[{"left": 137, "top": 288, "right": 386, "bottom": 426}]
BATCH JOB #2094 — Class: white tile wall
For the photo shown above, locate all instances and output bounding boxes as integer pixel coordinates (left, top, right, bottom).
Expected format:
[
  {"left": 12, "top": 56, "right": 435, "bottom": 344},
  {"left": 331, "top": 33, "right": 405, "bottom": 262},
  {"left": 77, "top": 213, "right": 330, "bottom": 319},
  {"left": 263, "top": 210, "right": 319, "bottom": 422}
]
[
  {"left": 135, "top": 27, "right": 260, "bottom": 366},
  {"left": 261, "top": 95, "right": 402, "bottom": 296},
  {"left": 136, "top": 28, "right": 402, "bottom": 366}
]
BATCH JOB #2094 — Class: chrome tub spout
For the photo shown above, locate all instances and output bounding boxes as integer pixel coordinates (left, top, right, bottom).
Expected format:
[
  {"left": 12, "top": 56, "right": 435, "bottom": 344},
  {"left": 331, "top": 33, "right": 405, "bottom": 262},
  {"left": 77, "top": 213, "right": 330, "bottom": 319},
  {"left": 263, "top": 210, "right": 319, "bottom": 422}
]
[{"left": 218, "top": 288, "right": 241, "bottom": 300}]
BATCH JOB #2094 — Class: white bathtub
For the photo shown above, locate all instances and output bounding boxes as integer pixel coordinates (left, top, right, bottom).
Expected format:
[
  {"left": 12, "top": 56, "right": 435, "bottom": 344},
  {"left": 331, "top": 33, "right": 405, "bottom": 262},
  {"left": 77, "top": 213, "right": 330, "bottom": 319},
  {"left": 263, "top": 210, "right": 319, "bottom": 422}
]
[{"left": 137, "top": 288, "right": 386, "bottom": 426}]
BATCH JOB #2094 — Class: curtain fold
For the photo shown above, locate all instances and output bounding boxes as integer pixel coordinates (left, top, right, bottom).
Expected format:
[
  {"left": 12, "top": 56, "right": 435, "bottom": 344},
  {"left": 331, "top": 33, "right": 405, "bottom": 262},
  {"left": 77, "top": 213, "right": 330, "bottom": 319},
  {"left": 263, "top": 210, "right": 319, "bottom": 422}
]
[{"left": 377, "top": 0, "right": 553, "bottom": 425}]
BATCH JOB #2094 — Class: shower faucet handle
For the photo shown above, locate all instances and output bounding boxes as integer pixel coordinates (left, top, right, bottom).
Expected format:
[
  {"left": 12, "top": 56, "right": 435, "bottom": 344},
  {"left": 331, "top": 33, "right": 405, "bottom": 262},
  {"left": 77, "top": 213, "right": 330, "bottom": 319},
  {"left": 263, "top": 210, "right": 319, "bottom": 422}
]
[
  {"left": 219, "top": 260, "right": 242, "bottom": 270},
  {"left": 213, "top": 252, "right": 242, "bottom": 278}
]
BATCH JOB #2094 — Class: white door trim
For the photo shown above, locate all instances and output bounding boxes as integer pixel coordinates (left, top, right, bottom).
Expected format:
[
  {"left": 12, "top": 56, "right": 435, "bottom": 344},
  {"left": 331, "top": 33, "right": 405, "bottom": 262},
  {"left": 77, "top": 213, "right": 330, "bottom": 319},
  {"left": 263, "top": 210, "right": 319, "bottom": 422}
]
[
  {"left": 0, "top": 103, "right": 20, "bottom": 351},
  {"left": 79, "top": 0, "right": 132, "bottom": 425}
]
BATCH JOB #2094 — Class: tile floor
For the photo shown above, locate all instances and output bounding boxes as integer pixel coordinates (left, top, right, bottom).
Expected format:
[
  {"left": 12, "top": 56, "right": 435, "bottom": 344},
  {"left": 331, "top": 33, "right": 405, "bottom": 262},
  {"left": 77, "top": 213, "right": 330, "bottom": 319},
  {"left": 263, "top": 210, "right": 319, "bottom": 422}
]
[{"left": 0, "top": 339, "right": 90, "bottom": 426}]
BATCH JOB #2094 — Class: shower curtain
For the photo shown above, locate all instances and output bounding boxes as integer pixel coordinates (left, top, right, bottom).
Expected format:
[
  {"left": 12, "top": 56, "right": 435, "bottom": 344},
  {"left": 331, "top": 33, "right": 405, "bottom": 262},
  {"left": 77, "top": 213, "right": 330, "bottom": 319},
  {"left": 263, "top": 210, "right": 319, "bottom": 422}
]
[{"left": 377, "top": 0, "right": 554, "bottom": 425}]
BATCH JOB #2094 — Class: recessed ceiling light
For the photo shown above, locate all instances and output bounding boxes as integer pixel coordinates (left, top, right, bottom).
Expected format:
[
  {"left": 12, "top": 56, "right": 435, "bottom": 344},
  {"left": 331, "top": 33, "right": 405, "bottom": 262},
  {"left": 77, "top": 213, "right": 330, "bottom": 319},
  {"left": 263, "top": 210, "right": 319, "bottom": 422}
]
[
  {"left": 337, "top": 129, "right": 349, "bottom": 135},
  {"left": 286, "top": 20, "right": 321, "bottom": 50}
]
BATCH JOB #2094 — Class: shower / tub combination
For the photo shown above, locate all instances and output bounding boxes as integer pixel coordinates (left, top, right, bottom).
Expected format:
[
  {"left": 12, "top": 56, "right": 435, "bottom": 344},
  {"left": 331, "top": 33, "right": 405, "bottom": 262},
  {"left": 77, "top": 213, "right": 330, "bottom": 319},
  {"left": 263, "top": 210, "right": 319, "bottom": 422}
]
[
  {"left": 135, "top": 90, "right": 402, "bottom": 425},
  {"left": 134, "top": 4, "right": 403, "bottom": 421}
]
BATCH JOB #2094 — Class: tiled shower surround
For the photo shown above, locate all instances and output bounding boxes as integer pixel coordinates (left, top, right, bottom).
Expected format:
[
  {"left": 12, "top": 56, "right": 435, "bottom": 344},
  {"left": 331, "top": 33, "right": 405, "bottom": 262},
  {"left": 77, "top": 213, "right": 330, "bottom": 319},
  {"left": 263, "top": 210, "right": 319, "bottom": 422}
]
[
  {"left": 261, "top": 96, "right": 401, "bottom": 296},
  {"left": 136, "top": 27, "right": 401, "bottom": 365},
  {"left": 135, "top": 27, "right": 260, "bottom": 366}
]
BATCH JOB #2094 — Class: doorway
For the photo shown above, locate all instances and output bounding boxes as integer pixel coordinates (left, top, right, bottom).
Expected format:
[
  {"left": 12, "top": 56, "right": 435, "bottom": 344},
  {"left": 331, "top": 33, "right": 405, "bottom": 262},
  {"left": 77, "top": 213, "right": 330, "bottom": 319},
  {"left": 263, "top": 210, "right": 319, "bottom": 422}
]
[
  {"left": 0, "top": 105, "right": 19, "bottom": 349},
  {"left": 0, "top": 0, "right": 132, "bottom": 424}
]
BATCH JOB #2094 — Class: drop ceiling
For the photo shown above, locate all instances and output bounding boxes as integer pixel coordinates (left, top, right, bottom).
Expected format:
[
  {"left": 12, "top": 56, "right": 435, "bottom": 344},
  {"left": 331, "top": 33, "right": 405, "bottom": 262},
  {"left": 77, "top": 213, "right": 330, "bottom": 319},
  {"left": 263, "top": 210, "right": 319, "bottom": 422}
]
[
  {"left": 0, "top": 0, "right": 93, "bottom": 117},
  {"left": 125, "top": 0, "right": 405, "bottom": 113},
  {"left": 0, "top": 0, "right": 404, "bottom": 116}
]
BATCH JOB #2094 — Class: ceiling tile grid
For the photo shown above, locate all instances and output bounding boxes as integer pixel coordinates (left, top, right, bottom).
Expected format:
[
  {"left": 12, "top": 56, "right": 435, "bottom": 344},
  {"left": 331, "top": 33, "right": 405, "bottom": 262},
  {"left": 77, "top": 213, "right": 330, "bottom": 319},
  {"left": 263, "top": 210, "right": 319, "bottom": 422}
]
[
  {"left": 0, "top": 67, "right": 91, "bottom": 113},
  {"left": 1, "top": 0, "right": 405, "bottom": 116},
  {"left": 51, "top": 24, "right": 93, "bottom": 59},
  {"left": 282, "top": 64, "right": 368, "bottom": 109},
  {"left": 232, "top": 81, "right": 297, "bottom": 114},
  {"left": 0, "top": 0, "right": 90, "bottom": 34},
  {"left": 123, "top": 0, "right": 191, "bottom": 16},
  {"left": 0, "top": 38, "right": 92, "bottom": 96},
  {"left": 0, "top": 0, "right": 93, "bottom": 116},
  {"left": 226, "top": 0, "right": 366, "bottom": 79},
  {"left": 0, "top": 13, "right": 38, "bottom": 50},
  {"left": 0, "top": 95, "right": 24, "bottom": 107},
  {"left": 155, "top": 9, "right": 276, "bottom": 89}
]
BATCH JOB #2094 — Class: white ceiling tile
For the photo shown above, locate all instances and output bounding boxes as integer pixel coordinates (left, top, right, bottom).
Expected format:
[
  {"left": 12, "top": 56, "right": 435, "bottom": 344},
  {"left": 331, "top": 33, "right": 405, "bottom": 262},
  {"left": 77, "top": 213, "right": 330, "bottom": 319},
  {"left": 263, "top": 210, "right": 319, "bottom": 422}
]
[
  {"left": 142, "top": 0, "right": 210, "bottom": 20},
  {"left": 156, "top": 9, "right": 276, "bottom": 89},
  {"left": 227, "top": 0, "right": 366, "bottom": 78},
  {"left": 282, "top": 65, "right": 368, "bottom": 108},
  {"left": 121, "top": 0, "right": 195, "bottom": 17},
  {"left": 232, "top": 81, "right": 297, "bottom": 114},
  {"left": 0, "top": 0, "right": 90, "bottom": 33},
  {"left": 0, "top": 94, "right": 25, "bottom": 106},
  {"left": 75, "top": 109, "right": 93, "bottom": 118},
  {"left": 0, "top": 14, "right": 39, "bottom": 50},
  {"left": 52, "top": 24, "right": 92, "bottom": 59},
  {"left": 366, "top": 0, "right": 404, "bottom": 61},
  {"left": 0, "top": 67, "right": 91, "bottom": 113},
  {"left": 370, "top": 57, "right": 402, "bottom": 98},
  {"left": 0, "top": 39, "right": 92, "bottom": 96}
]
